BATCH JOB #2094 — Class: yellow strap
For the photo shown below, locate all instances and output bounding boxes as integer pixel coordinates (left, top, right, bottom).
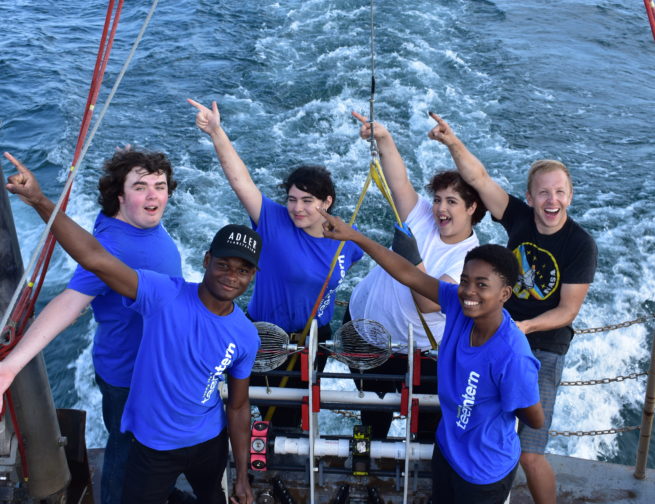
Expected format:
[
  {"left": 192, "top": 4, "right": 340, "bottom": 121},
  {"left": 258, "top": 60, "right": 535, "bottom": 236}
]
[
  {"left": 413, "top": 299, "right": 439, "bottom": 351},
  {"left": 369, "top": 158, "right": 439, "bottom": 351},
  {"left": 369, "top": 158, "right": 401, "bottom": 225}
]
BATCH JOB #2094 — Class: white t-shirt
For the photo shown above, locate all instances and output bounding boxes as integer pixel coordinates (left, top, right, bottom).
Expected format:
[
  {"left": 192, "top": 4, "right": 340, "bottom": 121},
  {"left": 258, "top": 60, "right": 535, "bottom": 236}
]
[{"left": 349, "top": 197, "right": 479, "bottom": 351}]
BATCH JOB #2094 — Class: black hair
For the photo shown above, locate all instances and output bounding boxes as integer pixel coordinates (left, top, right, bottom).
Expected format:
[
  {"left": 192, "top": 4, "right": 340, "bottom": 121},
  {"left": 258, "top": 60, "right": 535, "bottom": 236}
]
[
  {"left": 464, "top": 244, "right": 518, "bottom": 287},
  {"left": 98, "top": 150, "right": 177, "bottom": 217},
  {"left": 280, "top": 165, "right": 336, "bottom": 213},
  {"left": 425, "top": 171, "right": 486, "bottom": 225}
]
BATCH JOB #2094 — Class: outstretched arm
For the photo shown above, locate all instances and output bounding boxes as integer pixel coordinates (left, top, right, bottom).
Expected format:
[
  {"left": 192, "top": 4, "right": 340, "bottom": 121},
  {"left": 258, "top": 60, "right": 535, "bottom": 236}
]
[
  {"left": 353, "top": 112, "right": 447, "bottom": 313},
  {"left": 0, "top": 289, "right": 93, "bottom": 410},
  {"left": 515, "top": 283, "right": 589, "bottom": 335},
  {"left": 4, "top": 153, "right": 138, "bottom": 299},
  {"left": 320, "top": 209, "right": 440, "bottom": 304},
  {"left": 427, "top": 112, "right": 509, "bottom": 220},
  {"left": 226, "top": 375, "right": 255, "bottom": 504},
  {"left": 352, "top": 111, "right": 417, "bottom": 219},
  {"left": 188, "top": 99, "right": 263, "bottom": 224}
]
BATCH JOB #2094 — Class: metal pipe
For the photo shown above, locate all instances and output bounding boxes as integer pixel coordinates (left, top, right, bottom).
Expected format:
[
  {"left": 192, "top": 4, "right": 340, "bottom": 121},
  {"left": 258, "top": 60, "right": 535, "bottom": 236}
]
[
  {"left": 308, "top": 320, "right": 317, "bottom": 504},
  {"left": 273, "top": 436, "right": 433, "bottom": 461},
  {"left": 634, "top": 327, "right": 655, "bottom": 479},
  {"left": 255, "top": 369, "right": 437, "bottom": 383},
  {"left": 0, "top": 166, "right": 71, "bottom": 498},
  {"left": 240, "top": 386, "right": 439, "bottom": 408},
  {"left": 403, "top": 325, "right": 414, "bottom": 504}
]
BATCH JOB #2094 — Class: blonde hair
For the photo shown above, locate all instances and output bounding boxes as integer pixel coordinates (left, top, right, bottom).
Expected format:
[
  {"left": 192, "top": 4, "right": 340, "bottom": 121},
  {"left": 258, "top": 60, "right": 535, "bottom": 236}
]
[{"left": 527, "top": 159, "right": 572, "bottom": 193}]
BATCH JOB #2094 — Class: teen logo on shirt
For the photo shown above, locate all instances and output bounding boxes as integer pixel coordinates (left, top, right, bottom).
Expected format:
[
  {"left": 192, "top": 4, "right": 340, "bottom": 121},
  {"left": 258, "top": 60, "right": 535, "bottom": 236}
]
[
  {"left": 201, "top": 343, "right": 236, "bottom": 404},
  {"left": 317, "top": 254, "right": 346, "bottom": 319},
  {"left": 511, "top": 242, "right": 560, "bottom": 301},
  {"left": 456, "top": 370, "right": 480, "bottom": 431}
]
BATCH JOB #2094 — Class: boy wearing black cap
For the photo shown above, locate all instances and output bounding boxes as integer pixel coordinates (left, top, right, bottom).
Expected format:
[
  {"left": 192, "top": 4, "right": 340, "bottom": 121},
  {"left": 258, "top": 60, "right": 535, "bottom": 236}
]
[{"left": 4, "top": 155, "right": 260, "bottom": 504}]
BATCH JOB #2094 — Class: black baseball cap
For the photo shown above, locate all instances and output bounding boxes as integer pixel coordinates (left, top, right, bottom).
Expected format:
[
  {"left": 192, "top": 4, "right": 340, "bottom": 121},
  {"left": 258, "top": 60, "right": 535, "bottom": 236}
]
[{"left": 209, "top": 224, "right": 262, "bottom": 269}]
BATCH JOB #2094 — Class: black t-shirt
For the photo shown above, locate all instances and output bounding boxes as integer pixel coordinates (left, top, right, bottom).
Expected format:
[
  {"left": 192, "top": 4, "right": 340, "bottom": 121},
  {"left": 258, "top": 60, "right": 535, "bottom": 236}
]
[{"left": 496, "top": 195, "right": 598, "bottom": 355}]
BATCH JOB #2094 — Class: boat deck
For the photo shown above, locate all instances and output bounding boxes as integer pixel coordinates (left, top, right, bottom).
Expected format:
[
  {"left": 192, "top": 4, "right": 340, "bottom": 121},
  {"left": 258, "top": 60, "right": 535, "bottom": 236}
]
[
  {"left": 510, "top": 454, "right": 655, "bottom": 504},
  {"left": 87, "top": 449, "right": 655, "bottom": 503}
]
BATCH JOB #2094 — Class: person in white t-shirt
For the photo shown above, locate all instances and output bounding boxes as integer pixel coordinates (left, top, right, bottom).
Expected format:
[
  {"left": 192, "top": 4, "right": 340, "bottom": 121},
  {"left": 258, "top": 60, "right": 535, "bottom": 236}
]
[{"left": 345, "top": 113, "right": 486, "bottom": 440}]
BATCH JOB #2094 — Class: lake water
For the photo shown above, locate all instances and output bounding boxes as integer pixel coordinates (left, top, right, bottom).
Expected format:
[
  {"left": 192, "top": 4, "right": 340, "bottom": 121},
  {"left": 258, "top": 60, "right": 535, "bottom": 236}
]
[{"left": 1, "top": 0, "right": 654, "bottom": 468}]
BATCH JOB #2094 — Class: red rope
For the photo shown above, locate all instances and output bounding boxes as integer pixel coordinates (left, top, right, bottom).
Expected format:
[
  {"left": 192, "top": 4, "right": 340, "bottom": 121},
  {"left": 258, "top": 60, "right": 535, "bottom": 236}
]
[
  {"left": 1, "top": 0, "right": 125, "bottom": 359},
  {"left": 645, "top": 0, "right": 655, "bottom": 42},
  {"left": 5, "top": 391, "right": 29, "bottom": 481},
  {"left": 0, "top": 0, "right": 126, "bottom": 478},
  {"left": 23, "top": 0, "right": 124, "bottom": 315}
]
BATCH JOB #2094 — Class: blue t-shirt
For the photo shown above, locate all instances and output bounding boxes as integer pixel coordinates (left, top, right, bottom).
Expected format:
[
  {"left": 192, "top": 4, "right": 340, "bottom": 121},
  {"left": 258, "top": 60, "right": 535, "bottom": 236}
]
[
  {"left": 248, "top": 196, "right": 363, "bottom": 332},
  {"left": 121, "top": 270, "right": 259, "bottom": 450},
  {"left": 67, "top": 212, "right": 182, "bottom": 387},
  {"left": 436, "top": 282, "right": 540, "bottom": 485}
]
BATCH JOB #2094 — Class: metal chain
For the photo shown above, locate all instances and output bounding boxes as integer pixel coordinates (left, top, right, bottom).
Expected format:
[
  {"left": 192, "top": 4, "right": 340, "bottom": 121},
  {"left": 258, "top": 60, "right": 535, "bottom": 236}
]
[
  {"left": 327, "top": 306, "right": 653, "bottom": 437},
  {"left": 573, "top": 313, "right": 655, "bottom": 334},
  {"left": 337, "top": 301, "right": 654, "bottom": 335},
  {"left": 560, "top": 371, "right": 648, "bottom": 386},
  {"left": 549, "top": 425, "right": 640, "bottom": 437},
  {"left": 330, "top": 410, "right": 641, "bottom": 439}
]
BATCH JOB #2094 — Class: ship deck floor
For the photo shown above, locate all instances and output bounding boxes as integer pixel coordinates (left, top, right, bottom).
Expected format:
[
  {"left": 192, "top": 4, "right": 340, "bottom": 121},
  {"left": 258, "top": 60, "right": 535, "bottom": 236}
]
[{"left": 87, "top": 449, "right": 655, "bottom": 503}]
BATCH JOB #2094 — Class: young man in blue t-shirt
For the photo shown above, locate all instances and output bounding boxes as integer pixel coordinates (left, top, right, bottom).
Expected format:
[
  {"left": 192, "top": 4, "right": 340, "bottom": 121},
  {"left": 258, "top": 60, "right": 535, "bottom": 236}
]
[
  {"left": 321, "top": 209, "right": 545, "bottom": 504},
  {"left": 5, "top": 155, "right": 261, "bottom": 504},
  {"left": 0, "top": 150, "right": 182, "bottom": 504}
]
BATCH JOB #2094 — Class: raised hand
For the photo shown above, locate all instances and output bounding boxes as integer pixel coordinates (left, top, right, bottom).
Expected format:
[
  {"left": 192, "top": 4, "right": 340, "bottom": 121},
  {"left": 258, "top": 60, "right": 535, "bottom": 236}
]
[
  {"left": 187, "top": 98, "right": 221, "bottom": 135},
  {"left": 427, "top": 111, "right": 459, "bottom": 147},
  {"left": 392, "top": 223, "right": 423, "bottom": 266},
  {"left": 351, "top": 110, "right": 390, "bottom": 142},
  {"left": 3, "top": 152, "right": 47, "bottom": 207},
  {"left": 319, "top": 208, "right": 359, "bottom": 243}
]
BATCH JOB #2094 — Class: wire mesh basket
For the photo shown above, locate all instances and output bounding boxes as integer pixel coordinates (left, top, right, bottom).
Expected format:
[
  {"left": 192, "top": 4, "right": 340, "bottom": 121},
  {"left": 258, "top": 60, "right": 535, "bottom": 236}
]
[
  {"left": 252, "top": 321, "right": 299, "bottom": 372},
  {"left": 323, "top": 319, "right": 392, "bottom": 371}
]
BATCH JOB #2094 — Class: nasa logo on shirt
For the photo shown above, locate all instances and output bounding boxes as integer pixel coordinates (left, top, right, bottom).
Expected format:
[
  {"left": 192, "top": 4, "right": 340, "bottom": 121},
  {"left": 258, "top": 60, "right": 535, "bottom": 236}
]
[{"left": 512, "top": 242, "right": 559, "bottom": 301}]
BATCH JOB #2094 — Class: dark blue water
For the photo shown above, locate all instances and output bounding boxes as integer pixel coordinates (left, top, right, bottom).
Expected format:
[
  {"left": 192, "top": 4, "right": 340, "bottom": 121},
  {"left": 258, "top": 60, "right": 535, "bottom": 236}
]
[{"left": 1, "top": 0, "right": 654, "bottom": 468}]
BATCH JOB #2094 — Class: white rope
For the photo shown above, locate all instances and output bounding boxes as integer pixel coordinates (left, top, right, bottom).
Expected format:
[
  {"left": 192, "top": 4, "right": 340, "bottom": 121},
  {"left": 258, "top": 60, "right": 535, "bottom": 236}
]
[{"left": 1, "top": 0, "right": 160, "bottom": 337}]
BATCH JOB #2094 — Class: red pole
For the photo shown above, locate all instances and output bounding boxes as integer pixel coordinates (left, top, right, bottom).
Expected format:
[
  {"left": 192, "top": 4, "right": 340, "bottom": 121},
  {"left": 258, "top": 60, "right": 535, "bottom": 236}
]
[{"left": 645, "top": 0, "right": 655, "bottom": 42}]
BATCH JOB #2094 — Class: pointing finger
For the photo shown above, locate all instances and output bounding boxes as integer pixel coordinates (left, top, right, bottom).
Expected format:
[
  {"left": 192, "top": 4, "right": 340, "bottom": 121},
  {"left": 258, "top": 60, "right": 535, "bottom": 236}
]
[
  {"left": 212, "top": 101, "right": 219, "bottom": 115},
  {"left": 187, "top": 98, "right": 205, "bottom": 111},
  {"left": 428, "top": 111, "right": 443, "bottom": 124},
  {"left": 351, "top": 111, "right": 369, "bottom": 124},
  {"left": 317, "top": 207, "right": 335, "bottom": 227},
  {"left": 3, "top": 152, "right": 28, "bottom": 174}
]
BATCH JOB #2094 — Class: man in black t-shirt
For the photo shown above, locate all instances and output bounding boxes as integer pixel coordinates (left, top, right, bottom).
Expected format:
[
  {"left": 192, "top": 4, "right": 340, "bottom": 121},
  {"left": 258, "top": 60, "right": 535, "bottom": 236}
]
[{"left": 427, "top": 113, "right": 597, "bottom": 504}]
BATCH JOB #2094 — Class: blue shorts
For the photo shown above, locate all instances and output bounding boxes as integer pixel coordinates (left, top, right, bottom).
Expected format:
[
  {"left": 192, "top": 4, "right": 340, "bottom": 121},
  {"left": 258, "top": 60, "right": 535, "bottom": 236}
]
[{"left": 519, "top": 349, "right": 565, "bottom": 454}]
